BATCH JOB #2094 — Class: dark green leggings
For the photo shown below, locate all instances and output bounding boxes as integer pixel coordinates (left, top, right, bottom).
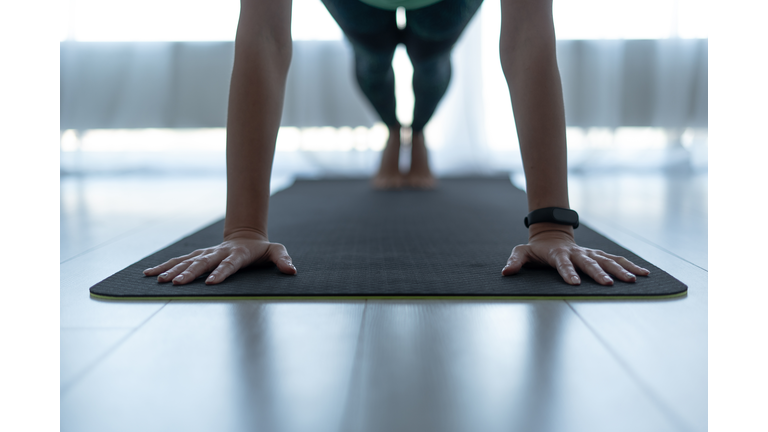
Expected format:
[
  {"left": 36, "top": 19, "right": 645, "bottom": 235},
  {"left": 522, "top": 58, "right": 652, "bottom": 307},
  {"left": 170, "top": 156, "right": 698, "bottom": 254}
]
[{"left": 320, "top": 0, "right": 484, "bottom": 132}]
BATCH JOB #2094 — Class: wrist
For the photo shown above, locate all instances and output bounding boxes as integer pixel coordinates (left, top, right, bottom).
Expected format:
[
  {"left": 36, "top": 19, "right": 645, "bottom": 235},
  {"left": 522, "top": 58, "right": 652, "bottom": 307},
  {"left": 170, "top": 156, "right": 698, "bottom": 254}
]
[
  {"left": 223, "top": 227, "right": 269, "bottom": 242},
  {"left": 528, "top": 222, "right": 574, "bottom": 241}
]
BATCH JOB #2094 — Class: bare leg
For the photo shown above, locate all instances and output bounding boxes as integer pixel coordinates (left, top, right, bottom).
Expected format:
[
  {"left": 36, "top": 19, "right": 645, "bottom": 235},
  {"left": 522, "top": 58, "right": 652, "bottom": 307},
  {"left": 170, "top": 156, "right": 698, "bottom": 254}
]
[
  {"left": 372, "top": 125, "right": 405, "bottom": 189},
  {"left": 405, "top": 130, "right": 436, "bottom": 189}
]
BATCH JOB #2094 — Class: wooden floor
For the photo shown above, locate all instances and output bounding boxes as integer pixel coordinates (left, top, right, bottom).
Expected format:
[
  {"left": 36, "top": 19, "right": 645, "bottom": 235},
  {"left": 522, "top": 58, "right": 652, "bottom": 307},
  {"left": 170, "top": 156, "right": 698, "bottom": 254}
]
[{"left": 60, "top": 171, "right": 707, "bottom": 432}]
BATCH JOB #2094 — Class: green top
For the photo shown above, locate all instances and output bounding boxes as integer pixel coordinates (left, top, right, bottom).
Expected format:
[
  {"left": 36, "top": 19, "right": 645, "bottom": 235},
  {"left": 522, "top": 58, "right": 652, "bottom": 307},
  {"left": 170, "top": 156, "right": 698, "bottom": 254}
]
[{"left": 358, "top": 0, "right": 444, "bottom": 10}]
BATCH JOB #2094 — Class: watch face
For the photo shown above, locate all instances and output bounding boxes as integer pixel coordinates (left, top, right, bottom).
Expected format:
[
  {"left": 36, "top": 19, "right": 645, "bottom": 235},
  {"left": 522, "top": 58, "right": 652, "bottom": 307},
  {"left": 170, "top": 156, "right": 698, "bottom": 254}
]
[{"left": 552, "top": 208, "right": 578, "bottom": 224}]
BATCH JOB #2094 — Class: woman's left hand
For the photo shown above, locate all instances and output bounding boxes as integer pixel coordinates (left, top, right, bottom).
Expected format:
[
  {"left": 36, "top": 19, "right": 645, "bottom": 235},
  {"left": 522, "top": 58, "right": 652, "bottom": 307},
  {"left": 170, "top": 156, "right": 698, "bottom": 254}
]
[{"left": 501, "top": 229, "right": 650, "bottom": 285}]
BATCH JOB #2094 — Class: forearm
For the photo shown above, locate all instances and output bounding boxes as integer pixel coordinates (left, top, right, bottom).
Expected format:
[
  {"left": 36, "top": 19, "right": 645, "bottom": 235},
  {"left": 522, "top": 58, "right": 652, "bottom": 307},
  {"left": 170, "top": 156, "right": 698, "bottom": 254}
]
[
  {"left": 223, "top": 25, "right": 292, "bottom": 240},
  {"left": 500, "top": 1, "right": 571, "bottom": 237}
]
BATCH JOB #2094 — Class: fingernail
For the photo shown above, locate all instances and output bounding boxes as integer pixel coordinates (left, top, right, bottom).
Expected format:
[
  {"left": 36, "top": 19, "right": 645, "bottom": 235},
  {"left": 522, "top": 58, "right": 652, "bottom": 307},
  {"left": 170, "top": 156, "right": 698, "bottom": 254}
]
[
  {"left": 174, "top": 275, "right": 184, "bottom": 282},
  {"left": 207, "top": 275, "right": 215, "bottom": 283},
  {"left": 160, "top": 272, "right": 169, "bottom": 278},
  {"left": 604, "top": 276, "right": 613, "bottom": 283},
  {"left": 144, "top": 268, "right": 152, "bottom": 273},
  {"left": 571, "top": 276, "right": 580, "bottom": 284}
]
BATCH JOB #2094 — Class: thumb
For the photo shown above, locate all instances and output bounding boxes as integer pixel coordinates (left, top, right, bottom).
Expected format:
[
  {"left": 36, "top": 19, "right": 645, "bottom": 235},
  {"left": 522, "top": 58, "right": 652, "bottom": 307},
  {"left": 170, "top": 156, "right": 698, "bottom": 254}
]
[
  {"left": 268, "top": 243, "right": 297, "bottom": 275},
  {"left": 502, "top": 245, "right": 531, "bottom": 276}
]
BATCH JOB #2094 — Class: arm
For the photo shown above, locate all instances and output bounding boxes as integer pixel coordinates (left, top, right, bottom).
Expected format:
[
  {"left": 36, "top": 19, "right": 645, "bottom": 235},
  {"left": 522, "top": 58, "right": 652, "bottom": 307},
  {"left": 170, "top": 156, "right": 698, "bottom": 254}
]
[
  {"left": 225, "top": 0, "right": 292, "bottom": 242},
  {"left": 498, "top": 0, "right": 649, "bottom": 285},
  {"left": 144, "top": 0, "right": 297, "bottom": 285}
]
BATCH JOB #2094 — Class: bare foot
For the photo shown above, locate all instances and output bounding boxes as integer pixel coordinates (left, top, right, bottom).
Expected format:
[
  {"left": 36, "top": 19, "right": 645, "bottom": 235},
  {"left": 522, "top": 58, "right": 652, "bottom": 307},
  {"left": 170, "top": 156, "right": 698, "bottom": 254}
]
[
  {"left": 372, "top": 125, "right": 405, "bottom": 190},
  {"left": 405, "top": 130, "right": 437, "bottom": 189}
]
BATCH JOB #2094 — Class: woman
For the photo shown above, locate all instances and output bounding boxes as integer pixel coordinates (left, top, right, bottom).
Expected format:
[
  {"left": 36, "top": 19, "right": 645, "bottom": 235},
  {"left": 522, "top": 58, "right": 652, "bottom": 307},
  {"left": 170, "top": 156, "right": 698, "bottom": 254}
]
[{"left": 143, "top": 0, "right": 650, "bottom": 286}]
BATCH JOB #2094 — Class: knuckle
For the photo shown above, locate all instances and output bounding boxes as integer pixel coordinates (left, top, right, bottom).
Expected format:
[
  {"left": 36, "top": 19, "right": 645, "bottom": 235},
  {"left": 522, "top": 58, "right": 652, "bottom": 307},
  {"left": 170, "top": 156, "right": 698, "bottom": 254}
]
[
  {"left": 219, "top": 260, "right": 236, "bottom": 272},
  {"left": 594, "top": 255, "right": 612, "bottom": 264},
  {"left": 549, "top": 247, "right": 570, "bottom": 261},
  {"left": 585, "top": 249, "right": 600, "bottom": 259}
]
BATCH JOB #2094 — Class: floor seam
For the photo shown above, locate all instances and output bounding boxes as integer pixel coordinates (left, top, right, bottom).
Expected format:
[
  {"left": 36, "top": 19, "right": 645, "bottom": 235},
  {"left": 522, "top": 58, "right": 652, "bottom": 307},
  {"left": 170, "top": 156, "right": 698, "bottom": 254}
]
[
  {"left": 60, "top": 213, "right": 224, "bottom": 265},
  {"left": 60, "top": 219, "right": 167, "bottom": 265},
  {"left": 60, "top": 300, "right": 171, "bottom": 397},
  {"left": 565, "top": 300, "right": 694, "bottom": 432},
  {"left": 582, "top": 214, "right": 708, "bottom": 272},
  {"left": 338, "top": 300, "right": 368, "bottom": 432}
]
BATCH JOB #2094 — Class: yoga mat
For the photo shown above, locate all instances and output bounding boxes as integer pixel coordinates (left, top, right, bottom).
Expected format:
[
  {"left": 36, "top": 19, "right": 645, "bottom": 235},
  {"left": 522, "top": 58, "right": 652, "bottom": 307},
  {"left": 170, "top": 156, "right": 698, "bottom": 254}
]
[{"left": 90, "top": 178, "right": 687, "bottom": 299}]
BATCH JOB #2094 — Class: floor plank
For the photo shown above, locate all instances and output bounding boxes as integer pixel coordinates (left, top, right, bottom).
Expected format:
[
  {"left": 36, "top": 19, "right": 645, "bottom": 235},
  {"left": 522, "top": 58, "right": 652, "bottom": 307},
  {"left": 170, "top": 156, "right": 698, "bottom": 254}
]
[
  {"left": 568, "top": 173, "right": 708, "bottom": 270},
  {"left": 61, "top": 301, "right": 365, "bottom": 432},
  {"left": 60, "top": 175, "right": 227, "bottom": 262},
  {"left": 342, "top": 300, "right": 680, "bottom": 432},
  {"left": 565, "top": 216, "right": 708, "bottom": 432},
  {"left": 60, "top": 329, "right": 133, "bottom": 391}
]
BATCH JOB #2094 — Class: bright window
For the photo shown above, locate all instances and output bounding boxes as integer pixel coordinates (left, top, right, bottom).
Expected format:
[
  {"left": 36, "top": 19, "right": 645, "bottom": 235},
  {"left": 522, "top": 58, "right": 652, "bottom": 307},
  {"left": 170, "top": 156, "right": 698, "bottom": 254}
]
[
  {"left": 61, "top": 0, "right": 706, "bottom": 42},
  {"left": 60, "top": 0, "right": 341, "bottom": 41}
]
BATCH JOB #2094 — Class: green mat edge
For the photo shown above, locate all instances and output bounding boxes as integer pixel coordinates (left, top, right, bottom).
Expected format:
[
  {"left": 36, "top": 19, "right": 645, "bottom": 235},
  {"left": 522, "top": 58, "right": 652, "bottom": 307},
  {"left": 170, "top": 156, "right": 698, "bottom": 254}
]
[{"left": 90, "top": 290, "right": 688, "bottom": 301}]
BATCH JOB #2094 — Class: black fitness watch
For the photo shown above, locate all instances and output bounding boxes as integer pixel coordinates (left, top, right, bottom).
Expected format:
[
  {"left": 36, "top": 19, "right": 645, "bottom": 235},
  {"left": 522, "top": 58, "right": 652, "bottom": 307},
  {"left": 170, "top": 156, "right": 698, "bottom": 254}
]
[{"left": 524, "top": 207, "right": 579, "bottom": 229}]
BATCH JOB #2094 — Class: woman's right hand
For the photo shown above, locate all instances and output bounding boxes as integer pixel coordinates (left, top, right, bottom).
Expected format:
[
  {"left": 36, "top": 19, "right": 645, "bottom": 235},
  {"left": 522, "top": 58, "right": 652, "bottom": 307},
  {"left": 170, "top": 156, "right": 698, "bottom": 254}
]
[{"left": 142, "top": 231, "right": 296, "bottom": 285}]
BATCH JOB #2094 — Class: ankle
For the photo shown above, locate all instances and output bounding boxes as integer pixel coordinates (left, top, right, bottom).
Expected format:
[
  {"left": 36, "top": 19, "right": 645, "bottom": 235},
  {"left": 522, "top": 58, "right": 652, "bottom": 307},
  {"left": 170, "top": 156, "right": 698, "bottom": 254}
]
[
  {"left": 411, "top": 130, "right": 425, "bottom": 148},
  {"left": 385, "top": 125, "right": 402, "bottom": 150}
]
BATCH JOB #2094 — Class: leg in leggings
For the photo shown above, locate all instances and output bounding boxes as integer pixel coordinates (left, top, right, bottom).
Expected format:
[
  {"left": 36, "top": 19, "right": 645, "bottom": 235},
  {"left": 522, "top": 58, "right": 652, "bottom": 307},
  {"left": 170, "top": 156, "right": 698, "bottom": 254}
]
[
  {"left": 320, "top": 0, "right": 401, "bottom": 128},
  {"left": 403, "top": 0, "right": 483, "bottom": 187},
  {"left": 320, "top": 0, "right": 483, "bottom": 188},
  {"left": 321, "top": 0, "right": 406, "bottom": 189},
  {"left": 405, "top": 0, "right": 484, "bottom": 133}
]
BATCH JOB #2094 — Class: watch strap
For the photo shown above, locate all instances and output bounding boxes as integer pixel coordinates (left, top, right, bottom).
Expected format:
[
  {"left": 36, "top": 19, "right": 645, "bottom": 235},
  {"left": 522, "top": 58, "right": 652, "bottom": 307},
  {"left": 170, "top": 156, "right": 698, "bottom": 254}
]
[{"left": 524, "top": 207, "right": 579, "bottom": 229}]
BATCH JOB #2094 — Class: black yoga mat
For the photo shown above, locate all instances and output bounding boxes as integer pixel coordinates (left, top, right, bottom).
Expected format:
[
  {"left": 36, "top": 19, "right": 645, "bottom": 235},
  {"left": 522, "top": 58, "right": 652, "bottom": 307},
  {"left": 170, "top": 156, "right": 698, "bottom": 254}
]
[{"left": 90, "top": 177, "right": 687, "bottom": 299}]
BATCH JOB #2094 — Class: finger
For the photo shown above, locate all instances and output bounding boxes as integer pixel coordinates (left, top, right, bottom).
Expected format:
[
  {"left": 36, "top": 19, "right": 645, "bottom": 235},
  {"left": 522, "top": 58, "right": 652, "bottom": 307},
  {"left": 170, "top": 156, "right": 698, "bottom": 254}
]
[
  {"left": 502, "top": 245, "right": 531, "bottom": 276},
  {"left": 552, "top": 251, "right": 581, "bottom": 285},
  {"left": 591, "top": 253, "right": 637, "bottom": 283},
  {"left": 172, "top": 250, "right": 226, "bottom": 285},
  {"left": 572, "top": 253, "right": 613, "bottom": 286},
  {"left": 268, "top": 243, "right": 297, "bottom": 275},
  {"left": 206, "top": 252, "right": 248, "bottom": 284},
  {"left": 595, "top": 251, "right": 650, "bottom": 276},
  {"left": 144, "top": 249, "right": 205, "bottom": 276},
  {"left": 157, "top": 259, "right": 197, "bottom": 283}
]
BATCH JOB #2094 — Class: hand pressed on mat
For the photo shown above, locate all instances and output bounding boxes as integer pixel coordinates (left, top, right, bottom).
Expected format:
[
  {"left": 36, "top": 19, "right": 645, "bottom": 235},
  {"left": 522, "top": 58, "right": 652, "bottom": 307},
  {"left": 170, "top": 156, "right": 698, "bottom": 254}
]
[
  {"left": 143, "top": 231, "right": 296, "bottom": 285},
  {"left": 502, "top": 225, "right": 650, "bottom": 286}
]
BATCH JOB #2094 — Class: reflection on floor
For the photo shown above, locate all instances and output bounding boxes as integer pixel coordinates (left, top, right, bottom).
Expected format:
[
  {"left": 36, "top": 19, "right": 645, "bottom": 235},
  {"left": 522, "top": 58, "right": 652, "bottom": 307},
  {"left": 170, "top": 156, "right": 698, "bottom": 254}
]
[{"left": 60, "top": 170, "right": 707, "bottom": 432}]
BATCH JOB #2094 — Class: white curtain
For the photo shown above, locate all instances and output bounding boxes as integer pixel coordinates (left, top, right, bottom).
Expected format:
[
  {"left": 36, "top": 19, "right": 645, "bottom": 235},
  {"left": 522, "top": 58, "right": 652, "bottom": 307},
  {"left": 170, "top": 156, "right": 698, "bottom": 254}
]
[
  {"left": 59, "top": 40, "right": 379, "bottom": 129},
  {"left": 60, "top": 2, "right": 707, "bottom": 174},
  {"left": 59, "top": 39, "right": 707, "bottom": 126}
]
